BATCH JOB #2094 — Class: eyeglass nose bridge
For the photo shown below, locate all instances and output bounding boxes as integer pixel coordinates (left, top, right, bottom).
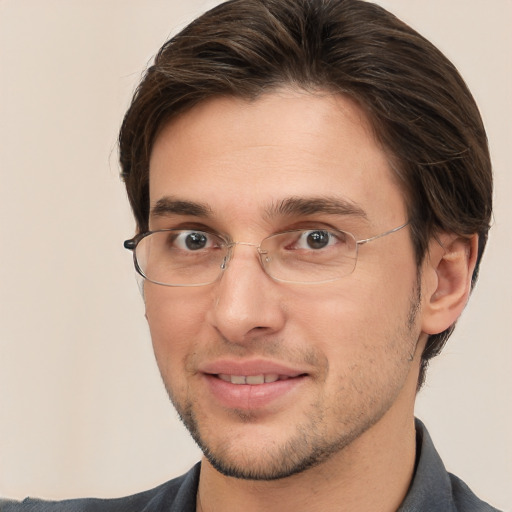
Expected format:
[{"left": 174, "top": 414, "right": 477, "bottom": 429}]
[{"left": 219, "top": 240, "right": 268, "bottom": 272}]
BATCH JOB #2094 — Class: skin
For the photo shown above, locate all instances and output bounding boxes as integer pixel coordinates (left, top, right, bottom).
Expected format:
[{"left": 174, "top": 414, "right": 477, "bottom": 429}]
[{"left": 144, "top": 89, "right": 476, "bottom": 512}]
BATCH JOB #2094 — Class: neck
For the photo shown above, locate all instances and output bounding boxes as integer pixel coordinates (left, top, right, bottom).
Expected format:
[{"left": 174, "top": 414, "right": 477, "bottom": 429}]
[{"left": 196, "top": 404, "right": 418, "bottom": 512}]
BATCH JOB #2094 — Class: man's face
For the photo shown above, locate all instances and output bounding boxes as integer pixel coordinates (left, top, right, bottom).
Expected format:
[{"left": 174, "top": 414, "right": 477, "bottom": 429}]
[{"left": 145, "top": 89, "right": 426, "bottom": 480}]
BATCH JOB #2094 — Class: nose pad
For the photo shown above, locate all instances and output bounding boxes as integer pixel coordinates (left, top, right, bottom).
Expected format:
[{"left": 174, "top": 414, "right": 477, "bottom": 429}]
[
  {"left": 219, "top": 244, "right": 237, "bottom": 271},
  {"left": 257, "top": 248, "right": 272, "bottom": 267},
  {"left": 217, "top": 242, "right": 269, "bottom": 279}
]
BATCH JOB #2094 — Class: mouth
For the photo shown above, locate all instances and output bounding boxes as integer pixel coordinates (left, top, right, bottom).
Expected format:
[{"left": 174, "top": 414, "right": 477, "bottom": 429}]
[
  {"left": 201, "top": 363, "right": 309, "bottom": 410},
  {"left": 216, "top": 373, "right": 303, "bottom": 385}
]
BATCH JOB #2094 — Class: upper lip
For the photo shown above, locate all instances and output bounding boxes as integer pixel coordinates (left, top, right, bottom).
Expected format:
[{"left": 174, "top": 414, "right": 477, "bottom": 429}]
[{"left": 199, "top": 359, "right": 309, "bottom": 377}]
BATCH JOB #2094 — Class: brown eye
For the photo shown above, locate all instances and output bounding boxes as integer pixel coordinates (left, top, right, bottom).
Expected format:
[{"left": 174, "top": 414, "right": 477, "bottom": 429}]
[
  {"left": 173, "top": 231, "right": 212, "bottom": 251},
  {"left": 186, "top": 232, "right": 208, "bottom": 250},
  {"left": 305, "top": 230, "right": 330, "bottom": 249},
  {"left": 293, "top": 230, "right": 335, "bottom": 250}
]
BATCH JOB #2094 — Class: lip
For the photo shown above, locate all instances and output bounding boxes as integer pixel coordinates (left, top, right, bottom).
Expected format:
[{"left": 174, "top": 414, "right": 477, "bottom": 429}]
[
  {"left": 199, "top": 359, "right": 310, "bottom": 411},
  {"left": 200, "top": 359, "right": 307, "bottom": 377}
]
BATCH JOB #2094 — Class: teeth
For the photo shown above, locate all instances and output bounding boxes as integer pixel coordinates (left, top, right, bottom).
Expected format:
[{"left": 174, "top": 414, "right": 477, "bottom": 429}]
[
  {"left": 217, "top": 373, "right": 281, "bottom": 385},
  {"left": 246, "top": 375, "right": 264, "bottom": 385}
]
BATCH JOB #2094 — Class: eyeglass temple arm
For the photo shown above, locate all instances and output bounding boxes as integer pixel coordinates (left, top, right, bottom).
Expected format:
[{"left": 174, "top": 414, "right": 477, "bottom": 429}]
[
  {"left": 124, "top": 239, "right": 136, "bottom": 250},
  {"left": 356, "top": 221, "right": 410, "bottom": 246}
]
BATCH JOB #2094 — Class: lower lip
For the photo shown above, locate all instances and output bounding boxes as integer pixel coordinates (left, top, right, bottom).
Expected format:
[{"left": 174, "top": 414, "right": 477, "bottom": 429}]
[{"left": 203, "top": 374, "right": 307, "bottom": 410}]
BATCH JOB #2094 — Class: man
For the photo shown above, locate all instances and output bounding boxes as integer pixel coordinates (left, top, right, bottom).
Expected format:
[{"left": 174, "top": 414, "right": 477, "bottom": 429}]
[{"left": 0, "top": 0, "right": 500, "bottom": 510}]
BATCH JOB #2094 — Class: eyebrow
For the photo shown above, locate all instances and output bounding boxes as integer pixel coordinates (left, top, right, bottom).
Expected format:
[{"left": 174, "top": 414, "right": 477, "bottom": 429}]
[
  {"left": 265, "top": 196, "right": 368, "bottom": 220},
  {"left": 150, "top": 197, "right": 213, "bottom": 218},
  {"left": 150, "top": 195, "right": 368, "bottom": 223}
]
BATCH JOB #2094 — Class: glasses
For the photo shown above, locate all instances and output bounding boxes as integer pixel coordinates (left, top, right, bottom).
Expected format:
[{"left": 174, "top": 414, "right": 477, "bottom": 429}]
[{"left": 123, "top": 222, "right": 409, "bottom": 286}]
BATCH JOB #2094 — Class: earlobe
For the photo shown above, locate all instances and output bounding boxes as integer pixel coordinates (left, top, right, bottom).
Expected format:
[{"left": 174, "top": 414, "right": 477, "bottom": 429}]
[{"left": 421, "top": 233, "right": 478, "bottom": 335}]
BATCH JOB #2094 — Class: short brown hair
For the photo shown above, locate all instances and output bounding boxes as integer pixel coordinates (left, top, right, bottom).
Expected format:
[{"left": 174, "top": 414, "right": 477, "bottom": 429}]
[{"left": 119, "top": 0, "right": 492, "bottom": 387}]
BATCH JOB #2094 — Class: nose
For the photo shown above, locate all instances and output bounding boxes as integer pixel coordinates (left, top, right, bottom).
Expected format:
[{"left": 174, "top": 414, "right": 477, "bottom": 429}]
[{"left": 206, "top": 244, "right": 286, "bottom": 344}]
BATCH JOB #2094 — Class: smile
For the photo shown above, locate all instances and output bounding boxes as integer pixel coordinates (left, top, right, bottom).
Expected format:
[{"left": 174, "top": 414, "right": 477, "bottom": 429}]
[
  {"left": 217, "top": 374, "right": 294, "bottom": 385},
  {"left": 204, "top": 372, "right": 308, "bottom": 410}
]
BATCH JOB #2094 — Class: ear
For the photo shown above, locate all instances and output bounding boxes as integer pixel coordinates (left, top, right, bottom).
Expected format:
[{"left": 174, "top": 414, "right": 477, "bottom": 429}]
[{"left": 421, "top": 233, "right": 478, "bottom": 335}]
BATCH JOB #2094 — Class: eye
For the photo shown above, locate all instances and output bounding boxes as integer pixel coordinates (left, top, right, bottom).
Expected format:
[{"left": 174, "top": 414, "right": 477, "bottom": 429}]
[
  {"left": 294, "top": 230, "right": 338, "bottom": 250},
  {"left": 172, "top": 231, "right": 216, "bottom": 251}
]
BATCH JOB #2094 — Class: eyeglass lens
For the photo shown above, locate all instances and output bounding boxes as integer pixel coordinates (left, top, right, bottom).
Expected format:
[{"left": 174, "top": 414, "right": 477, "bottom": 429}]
[{"left": 133, "top": 229, "right": 359, "bottom": 286}]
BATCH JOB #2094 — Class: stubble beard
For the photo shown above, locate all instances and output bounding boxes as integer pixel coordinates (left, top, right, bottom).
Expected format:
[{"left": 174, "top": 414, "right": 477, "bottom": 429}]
[
  {"left": 163, "top": 282, "right": 422, "bottom": 481},
  {"left": 171, "top": 394, "right": 370, "bottom": 481}
]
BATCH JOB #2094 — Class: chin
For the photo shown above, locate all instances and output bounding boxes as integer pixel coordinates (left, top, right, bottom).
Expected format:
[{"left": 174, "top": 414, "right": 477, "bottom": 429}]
[
  {"left": 203, "top": 447, "right": 328, "bottom": 481},
  {"left": 174, "top": 399, "right": 370, "bottom": 481}
]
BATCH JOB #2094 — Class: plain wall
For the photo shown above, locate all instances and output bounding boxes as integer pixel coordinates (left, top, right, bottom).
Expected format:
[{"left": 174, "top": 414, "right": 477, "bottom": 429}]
[{"left": 0, "top": 0, "right": 510, "bottom": 509}]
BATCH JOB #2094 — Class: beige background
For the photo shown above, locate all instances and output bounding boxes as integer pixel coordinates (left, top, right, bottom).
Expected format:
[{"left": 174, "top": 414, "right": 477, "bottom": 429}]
[{"left": 0, "top": 0, "right": 510, "bottom": 509}]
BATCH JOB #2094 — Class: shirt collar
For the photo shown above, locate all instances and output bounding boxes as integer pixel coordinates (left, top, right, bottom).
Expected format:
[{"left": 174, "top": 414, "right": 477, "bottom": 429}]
[{"left": 398, "top": 418, "right": 455, "bottom": 511}]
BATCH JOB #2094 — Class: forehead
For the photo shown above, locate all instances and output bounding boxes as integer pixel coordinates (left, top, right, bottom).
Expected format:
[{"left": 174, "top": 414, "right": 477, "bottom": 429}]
[{"left": 148, "top": 89, "right": 407, "bottom": 230}]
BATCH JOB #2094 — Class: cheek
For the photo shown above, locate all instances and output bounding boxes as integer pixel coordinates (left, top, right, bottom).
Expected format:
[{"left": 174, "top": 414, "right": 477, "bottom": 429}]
[
  {"left": 289, "top": 280, "right": 378, "bottom": 332},
  {"left": 289, "top": 271, "right": 416, "bottom": 355},
  {"left": 144, "top": 287, "right": 211, "bottom": 361}
]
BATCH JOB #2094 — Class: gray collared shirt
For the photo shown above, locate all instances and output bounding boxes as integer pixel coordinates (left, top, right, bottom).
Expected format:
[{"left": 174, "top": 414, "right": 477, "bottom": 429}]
[{"left": 0, "top": 419, "right": 501, "bottom": 511}]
